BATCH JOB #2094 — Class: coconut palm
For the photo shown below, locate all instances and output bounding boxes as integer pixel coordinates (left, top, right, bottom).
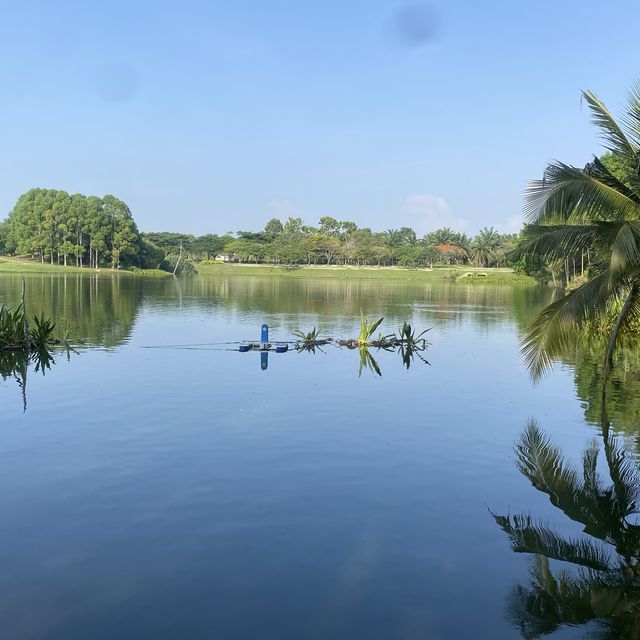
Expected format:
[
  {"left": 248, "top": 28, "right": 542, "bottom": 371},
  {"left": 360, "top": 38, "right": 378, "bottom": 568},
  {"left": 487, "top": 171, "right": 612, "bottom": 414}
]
[
  {"left": 492, "top": 420, "right": 640, "bottom": 639},
  {"left": 517, "top": 84, "right": 640, "bottom": 386}
]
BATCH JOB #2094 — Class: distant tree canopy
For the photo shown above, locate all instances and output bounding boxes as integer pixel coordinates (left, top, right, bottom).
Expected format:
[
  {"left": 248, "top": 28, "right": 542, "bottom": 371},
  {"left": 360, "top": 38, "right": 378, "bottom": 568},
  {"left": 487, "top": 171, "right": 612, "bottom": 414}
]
[
  {"left": 2, "top": 189, "right": 522, "bottom": 271},
  {"left": 169, "top": 216, "right": 519, "bottom": 269},
  {"left": 4, "top": 188, "right": 140, "bottom": 268},
  {"left": 130, "top": 219, "right": 520, "bottom": 269}
]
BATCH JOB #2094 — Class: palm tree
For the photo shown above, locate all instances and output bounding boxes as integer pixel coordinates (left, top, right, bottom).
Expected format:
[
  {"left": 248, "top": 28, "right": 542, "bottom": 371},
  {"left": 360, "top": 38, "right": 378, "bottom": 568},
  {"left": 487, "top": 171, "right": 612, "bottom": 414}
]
[
  {"left": 382, "top": 229, "right": 403, "bottom": 248},
  {"left": 471, "top": 226, "right": 501, "bottom": 267},
  {"left": 426, "top": 227, "right": 458, "bottom": 246},
  {"left": 518, "top": 83, "right": 640, "bottom": 387},
  {"left": 425, "top": 228, "right": 470, "bottom": 264},
  {"left": 492, "top": 420, "right": 640, "bottom": 639}
]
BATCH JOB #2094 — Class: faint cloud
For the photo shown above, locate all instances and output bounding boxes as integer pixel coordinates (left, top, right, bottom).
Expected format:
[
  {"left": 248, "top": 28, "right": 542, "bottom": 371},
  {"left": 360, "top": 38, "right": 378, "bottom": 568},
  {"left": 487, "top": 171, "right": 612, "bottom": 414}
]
[
  {"left": 268, "top": 199, "right": 298, "bottom": 217},
  {"left": 95, "top": 62, "right": 140, "bottom": 103},
  {"left": 387, "top": 3, "right": 440, "bottom": 48},
  {"left": 495, "top": 215, "right": 523, "bottom": 234},
  {"left": 401, "top": 194, "right": 468, "bottom": 234}
]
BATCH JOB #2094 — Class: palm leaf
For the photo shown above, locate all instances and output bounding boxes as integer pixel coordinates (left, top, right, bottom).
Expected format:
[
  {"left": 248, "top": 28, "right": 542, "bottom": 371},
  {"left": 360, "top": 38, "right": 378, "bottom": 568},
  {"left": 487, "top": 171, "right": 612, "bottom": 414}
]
[
  {"left": 603, "top": 285, "right": 639, "bottom": 386},
  {"left": 584, "top": 156, "right": 640, "bottom": 204},
  {"left": 522, "top": 272, "right": 612, "bottom": 379},
  {"left": 525, "top": 162, "right": 640, "bottom": 224},
  {"left": 515, "top": 421, "right": 582, "bottom": 500},
  {"left": 609, "top": 223, "right": 640, "bottom": 280},
  {"left": 620, "top": 81, "right": 640, "bottom": 153},
  {"left": 492, "top": 513, "right": 612, "bottom": 571},
  {"left": 602, "top": 431, "right": 640, "bottom": 520},
  {"left": 582, "top": 90, "right": 637, "bottom": 160},
  {"left": 514, "top": 223, "right": 605, "bottom": 263}
]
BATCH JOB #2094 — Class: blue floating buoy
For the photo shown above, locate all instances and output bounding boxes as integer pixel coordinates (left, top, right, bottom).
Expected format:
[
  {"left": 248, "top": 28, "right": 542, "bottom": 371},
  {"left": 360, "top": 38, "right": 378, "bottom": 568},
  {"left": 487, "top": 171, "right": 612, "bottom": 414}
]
[
  {"left": 239, "top": 344, "right": 251, "bottom": 352},
  {"left": 261, "top": 351, "right": 269, "bottom": 370},
  {"left": 261, "top": 323, "right": 269, "bottom": 345},
  {"left": 276, "top": 344, "right": 288, "bottom": 353}
]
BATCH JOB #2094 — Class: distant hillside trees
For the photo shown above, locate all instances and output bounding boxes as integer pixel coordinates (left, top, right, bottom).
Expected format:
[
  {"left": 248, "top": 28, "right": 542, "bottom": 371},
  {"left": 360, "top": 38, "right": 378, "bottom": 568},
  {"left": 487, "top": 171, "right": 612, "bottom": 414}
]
[{"left": 4, "top": 188, "right": 140, "bottom": 268}]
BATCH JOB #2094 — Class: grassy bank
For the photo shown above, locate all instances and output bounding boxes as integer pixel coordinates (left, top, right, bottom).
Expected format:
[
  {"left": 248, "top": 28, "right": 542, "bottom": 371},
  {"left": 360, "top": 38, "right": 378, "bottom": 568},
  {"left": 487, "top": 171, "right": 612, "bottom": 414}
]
[
  {"left": 196, "top": 262, "right": 538, "bottom": 285},
  {"left": 0, "top": 257, "right": 172, "bottom": 277},
  {"left": 0, "top": 257, "right": 538, "bottom": 285}
]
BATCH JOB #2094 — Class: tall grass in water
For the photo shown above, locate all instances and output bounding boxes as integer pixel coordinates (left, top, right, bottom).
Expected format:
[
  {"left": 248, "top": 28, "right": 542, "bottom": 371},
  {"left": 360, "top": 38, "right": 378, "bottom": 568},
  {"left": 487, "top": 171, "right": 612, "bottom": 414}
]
[
  {"left": 0, "top": 306, "right": 57, "bottom": 350},
  {"left": 0, "top": 278, "right": 69, "bottom": 352},
  {"left": 0, "top": 278, "right": 72, "bottom": 412},
  {"left": 357, "top": 310, "right": 386, "bottom": 346}
]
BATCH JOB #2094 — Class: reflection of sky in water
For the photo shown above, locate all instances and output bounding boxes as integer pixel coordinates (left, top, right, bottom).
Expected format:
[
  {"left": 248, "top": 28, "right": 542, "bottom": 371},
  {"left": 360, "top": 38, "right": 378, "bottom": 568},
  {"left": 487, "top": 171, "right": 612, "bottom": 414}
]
[{"left": 0, "top": 274, "right": 633, "bottom": 639}]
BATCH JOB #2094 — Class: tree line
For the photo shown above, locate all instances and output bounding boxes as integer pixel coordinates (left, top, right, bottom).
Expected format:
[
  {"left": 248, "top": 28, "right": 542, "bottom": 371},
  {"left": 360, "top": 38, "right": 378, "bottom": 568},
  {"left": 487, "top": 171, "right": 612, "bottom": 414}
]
[
  {"left": 143, "top": 217, "right": 519, "bottom": 269},
  {"left": 1, "top": 188, "right": 523, "bottom": 271}
]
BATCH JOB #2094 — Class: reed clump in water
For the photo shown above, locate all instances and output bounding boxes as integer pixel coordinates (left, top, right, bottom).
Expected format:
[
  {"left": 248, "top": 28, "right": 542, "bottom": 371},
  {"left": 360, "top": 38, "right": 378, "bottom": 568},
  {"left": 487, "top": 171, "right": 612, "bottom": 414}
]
[
  {"left": 0, "top": 278, "right": 72, "bottom": 352},
  {"left": 293, "top": 316, "right": 431, "bottom": 373},
  {"left": 292, "top": 326, "right": 334, "bottom": 352}
]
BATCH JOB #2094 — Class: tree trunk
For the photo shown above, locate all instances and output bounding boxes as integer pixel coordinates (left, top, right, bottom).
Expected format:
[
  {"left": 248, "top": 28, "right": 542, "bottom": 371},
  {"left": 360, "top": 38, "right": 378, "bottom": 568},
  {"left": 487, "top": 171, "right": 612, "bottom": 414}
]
[{"left": 172, "top": 242, "right": 183, "bottom": 276}]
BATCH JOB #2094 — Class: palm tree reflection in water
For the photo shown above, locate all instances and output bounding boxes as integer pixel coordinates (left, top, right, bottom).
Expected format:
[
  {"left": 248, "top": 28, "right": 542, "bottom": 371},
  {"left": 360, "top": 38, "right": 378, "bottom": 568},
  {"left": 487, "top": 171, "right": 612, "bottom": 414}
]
[{"left": 493, "top": 419, "right": 640, "bottom": 639}]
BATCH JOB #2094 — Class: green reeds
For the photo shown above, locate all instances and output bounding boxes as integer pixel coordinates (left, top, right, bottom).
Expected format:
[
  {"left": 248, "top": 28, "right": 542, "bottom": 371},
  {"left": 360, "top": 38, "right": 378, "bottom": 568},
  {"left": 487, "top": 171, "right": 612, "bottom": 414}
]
[
  {"left": 0, "top": 278, "right": 72, "bottom": 352},
  {"left": 358, "top": 347, "right": 381, "bottom": 377},
  {"left": 0, "top": 305, "right": 58, "bottom": 351},
  {"left": 292, "top": 326, "right": 322, "bottom": 343},
  {"left": 396, "top": 321, "right": 430, "bottom": 347},
  {"left": 292, "top": 327, "right": 333, "bottom": 352},
  {"left": 357, "top": 310, "right": 385, "bottom": 346}
]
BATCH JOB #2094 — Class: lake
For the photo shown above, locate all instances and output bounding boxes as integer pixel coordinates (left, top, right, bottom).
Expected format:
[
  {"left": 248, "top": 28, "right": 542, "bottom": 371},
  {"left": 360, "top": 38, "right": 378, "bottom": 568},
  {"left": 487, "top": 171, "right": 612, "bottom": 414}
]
[{"left": 1, "top": 272, "right": 638, "bottom": 639}]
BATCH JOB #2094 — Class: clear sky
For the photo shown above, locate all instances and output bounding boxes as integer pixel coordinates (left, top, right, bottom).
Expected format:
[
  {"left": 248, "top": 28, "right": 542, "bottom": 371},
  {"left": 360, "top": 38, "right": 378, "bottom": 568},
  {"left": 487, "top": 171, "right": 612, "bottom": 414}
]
[{"left": 1, "top": 0, "right": 639, "bottom": 236}]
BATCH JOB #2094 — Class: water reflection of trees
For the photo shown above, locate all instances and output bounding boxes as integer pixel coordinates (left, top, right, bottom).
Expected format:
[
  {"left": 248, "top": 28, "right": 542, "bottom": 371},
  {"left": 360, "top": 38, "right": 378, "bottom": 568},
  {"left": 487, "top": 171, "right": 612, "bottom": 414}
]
[
  {"left": 493, "top": 420, "right": 640, "bottom": 639},
  {"left": 0, "top": 273, "right": 143, "bottom": 348},
  {"left": 174, "top": 276, "right": 551, "bottom": 329},
  {"left": 0, "top": 273, "right": 143, "bottom": 409},
  {"left": 0, "top": 348, "right": 55, "bottom": 412},
  {"left": 558, "top": 336, "right": 640, "bottom": 435}
]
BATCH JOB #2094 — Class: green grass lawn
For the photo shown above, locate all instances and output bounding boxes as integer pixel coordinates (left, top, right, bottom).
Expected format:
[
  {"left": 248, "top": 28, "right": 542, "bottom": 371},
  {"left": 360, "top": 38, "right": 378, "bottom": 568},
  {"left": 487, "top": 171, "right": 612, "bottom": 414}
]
[
  {"left": 0, "top": 257, "right": 537, "bottom": 285},
  {"left": 0, "top": 257, "right": 172, "bottom": 277},
  {"left": 196, "top": 262, "right": 538, "bottom": 285}
]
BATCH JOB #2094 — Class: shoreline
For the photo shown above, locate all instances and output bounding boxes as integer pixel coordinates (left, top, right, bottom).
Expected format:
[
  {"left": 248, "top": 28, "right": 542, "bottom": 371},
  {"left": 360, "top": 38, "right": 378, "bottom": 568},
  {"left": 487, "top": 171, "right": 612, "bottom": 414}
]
[
  {"left": 195, "top": 262, "right": 537, "bottom": 284},
  {"left": 0, "top": 257, "right": 171, "bottom": 277},
  {"left": 0, "top": 257, "right": 539, "bottom": 285}
]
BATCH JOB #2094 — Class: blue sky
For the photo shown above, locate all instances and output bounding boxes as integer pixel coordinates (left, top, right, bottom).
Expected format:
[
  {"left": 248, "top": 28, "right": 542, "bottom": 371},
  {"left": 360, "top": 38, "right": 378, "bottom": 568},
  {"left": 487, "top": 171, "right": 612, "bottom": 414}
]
[{"left": 1, "top": 0, "right": 639, "bottom": 236}]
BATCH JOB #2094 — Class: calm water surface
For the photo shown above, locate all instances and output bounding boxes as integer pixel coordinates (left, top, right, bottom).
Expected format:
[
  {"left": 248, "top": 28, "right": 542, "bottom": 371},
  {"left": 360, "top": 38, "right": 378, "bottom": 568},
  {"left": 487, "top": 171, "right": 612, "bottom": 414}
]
[{"left": 0, "top": 273, "right": 638, "bottom": 639}]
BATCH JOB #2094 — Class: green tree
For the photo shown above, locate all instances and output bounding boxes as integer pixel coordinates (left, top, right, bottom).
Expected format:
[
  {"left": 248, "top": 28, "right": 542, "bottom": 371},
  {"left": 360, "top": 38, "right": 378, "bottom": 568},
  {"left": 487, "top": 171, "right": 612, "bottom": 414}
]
[
  {"left": 318, "top": 216, "right": 341, "bottom": 237},
  {"left": 0, "top": 220, "right": 7, "bottom": 254},
  {"left": 517, "top": 83, "right": 640, "bottom": 385},
  {"left": 264, "top": 218, "right": 284, "bottom": 238},
  {"left": 471, "top": 226, "right": 501, "bottom": 267}
]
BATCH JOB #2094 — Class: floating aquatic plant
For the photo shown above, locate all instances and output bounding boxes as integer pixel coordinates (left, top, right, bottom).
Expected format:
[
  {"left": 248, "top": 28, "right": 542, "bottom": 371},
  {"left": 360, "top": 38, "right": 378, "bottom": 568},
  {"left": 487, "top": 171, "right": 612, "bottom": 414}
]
[{"left": 357, "top": 310, "right": 385, "bottom": 346}]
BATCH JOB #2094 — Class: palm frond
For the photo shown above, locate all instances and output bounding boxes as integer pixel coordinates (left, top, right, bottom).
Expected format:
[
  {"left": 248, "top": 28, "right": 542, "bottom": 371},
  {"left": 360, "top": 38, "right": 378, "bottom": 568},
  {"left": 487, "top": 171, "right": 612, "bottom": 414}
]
[
  {"left": 602, "top": 431, "right": 640, "bottom": 518},
  {"left": 515, "top": 421, "right": 582, "bottom": 499},
  {"left": 522, "top": 272, "right": 612, "bottom": 379},
  {"left": 514, "top": 223, "right": 604, "bottom": 264},
  {"left": 582, "top": 90, "right": 637, "bottom": 160},
  {"left": 492, "top": 513, "right": 612, "bottom": 571},
  {"left": 584, "top": 156, "right": 640, "bottom": 204},
  {"left": 603, "top": 284, "right": 640, "bottom": 389},
  {"left": 525, "top": 162, "right": 640, "bottom": 224},
  {"left": 609, "top": 222, "right": 640, "bottom": 280},
  {"left": 619, "top": 81, "right": 640, "bottom": 154}
]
